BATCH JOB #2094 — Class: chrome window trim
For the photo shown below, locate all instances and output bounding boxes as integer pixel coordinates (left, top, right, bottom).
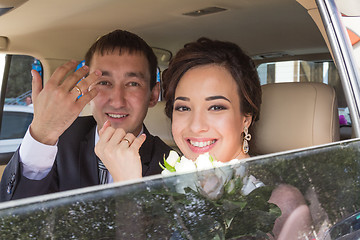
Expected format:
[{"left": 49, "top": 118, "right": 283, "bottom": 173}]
[{"left": 316, "top": 0, "right": 360, "bottom": 137}]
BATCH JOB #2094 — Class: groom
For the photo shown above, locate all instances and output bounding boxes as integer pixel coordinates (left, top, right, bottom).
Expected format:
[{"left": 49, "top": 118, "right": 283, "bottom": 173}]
[{"left": 0, "top": 29, "right": 171, "bottom": 201}]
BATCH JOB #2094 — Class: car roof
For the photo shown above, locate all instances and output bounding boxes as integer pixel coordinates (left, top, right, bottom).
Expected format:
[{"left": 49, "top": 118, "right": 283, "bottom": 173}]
[{"left": 0, "top": 0, "right": 328, "bottom": 65}]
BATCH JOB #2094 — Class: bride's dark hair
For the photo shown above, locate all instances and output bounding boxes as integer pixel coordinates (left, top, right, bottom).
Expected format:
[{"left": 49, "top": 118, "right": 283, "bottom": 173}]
[{"left": 162, "top": 37, "right": 262, "bottom": 126}]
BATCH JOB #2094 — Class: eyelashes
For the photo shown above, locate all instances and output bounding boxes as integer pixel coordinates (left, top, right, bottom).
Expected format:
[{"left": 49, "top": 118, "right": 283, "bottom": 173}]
[
  {"left": 97, "top": 80, "right": 110, "bottom": 86},
  {"left": 174, "top": 105, "right": 190, "bottom": 112},
  {"left": 174, "top": 104, "right": 228, "bottom": 112},
  {"left": 209, "top": 105, "right": 227, "bottom": 111}
]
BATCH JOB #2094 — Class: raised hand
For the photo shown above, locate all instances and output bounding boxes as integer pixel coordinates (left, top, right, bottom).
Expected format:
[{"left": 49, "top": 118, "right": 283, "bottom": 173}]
[
  {"left": 29, "top": 60, "right": 102, "bottom": 145},
  {"left": 95, "top": 121, "right": 146, "bottom": 182}
]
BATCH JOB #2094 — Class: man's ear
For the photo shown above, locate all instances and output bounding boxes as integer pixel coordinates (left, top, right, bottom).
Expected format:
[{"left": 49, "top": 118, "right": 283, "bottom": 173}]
[{"left": 149, "top": 82, "right": 160, "bottom": 107}]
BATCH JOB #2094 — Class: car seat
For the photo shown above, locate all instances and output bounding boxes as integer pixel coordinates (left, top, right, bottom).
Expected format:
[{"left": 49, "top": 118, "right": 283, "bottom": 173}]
[
  {"left": 144, "top": 101, "right": 176, "bottom": 149},
  {"left": 250, "top": 82, "right": 340, "bottom": 155}
]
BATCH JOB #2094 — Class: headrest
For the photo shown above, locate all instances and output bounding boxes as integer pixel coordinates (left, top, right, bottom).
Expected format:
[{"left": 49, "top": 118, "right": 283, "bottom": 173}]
[
  {"left": 144, "top": 101, "right": 176, "bottom": 148},
  {"left": 250, "top": 82, "right": 340, "bottom": 155}
]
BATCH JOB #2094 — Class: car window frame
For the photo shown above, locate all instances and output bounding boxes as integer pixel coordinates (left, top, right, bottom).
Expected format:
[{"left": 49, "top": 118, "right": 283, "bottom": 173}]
[
  {"left": 316, "top": 0, "right": 360, "bottom": 137},
  {"left": 0, "top": 138, "right": 359, "bottom": 238},
  {"left": 0, "top": 55, "right": 11, "bottom": 136}
]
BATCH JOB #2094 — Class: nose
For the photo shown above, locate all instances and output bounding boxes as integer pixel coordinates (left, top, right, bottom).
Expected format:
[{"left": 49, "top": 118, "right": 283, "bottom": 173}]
[
  {"left": 189, "top": 110, "right": 209, "bottom": 133},
  {"left": 108, "top": 86, "right": 126, "bottom": 108}
]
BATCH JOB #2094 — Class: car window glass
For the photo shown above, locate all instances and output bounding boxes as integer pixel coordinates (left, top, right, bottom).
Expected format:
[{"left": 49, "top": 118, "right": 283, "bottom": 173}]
[
  {"left": 335, "top": 0, "right": 360, "bottom": 74},
  {"left": 0, "top": 111, "right": 33, "bottom": 140},
  {"left": 0, "top": 54, "right": 41, "bottom": 154},
  {"left": 257, "top": 60, "right": 352, "bottom": 139},
  {"left": 0, "top": 139, "right": 359, "bottom": 239}
]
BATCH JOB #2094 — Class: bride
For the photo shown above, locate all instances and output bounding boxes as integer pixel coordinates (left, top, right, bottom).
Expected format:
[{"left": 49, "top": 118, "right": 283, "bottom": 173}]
[
  {"left": 162, "top": 37, "right": 261, "bottom": 163},
  {"left": 95, "top": 38, "right": 312, "bottom": 239}
]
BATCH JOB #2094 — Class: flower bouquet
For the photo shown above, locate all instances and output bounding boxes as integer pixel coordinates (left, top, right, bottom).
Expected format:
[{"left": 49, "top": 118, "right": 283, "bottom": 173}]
[{"left": 157, "top": 151, "right": 281, "bottom": 239}]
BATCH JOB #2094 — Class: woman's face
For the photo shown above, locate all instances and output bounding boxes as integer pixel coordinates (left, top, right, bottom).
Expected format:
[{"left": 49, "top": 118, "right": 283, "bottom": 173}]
[{"left": 172, "top": 64, "right": 252, "bottom": 162}]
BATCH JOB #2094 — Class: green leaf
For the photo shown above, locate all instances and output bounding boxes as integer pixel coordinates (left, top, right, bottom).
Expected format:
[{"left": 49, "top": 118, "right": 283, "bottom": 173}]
[
  {"left": 224, "top": 177, "right": 243, "bottom": 196},
  {"left": 164, "top": 160, "right": 176, "bottom": 172},
  {"left": 163, "top": 155, "right": 176, "bottom": 172},
  {"left": 209, "top": 154, "right": 214, "bottom": 163},
  {"left": 159, "top": 161, "right": 166, "bottom": 170}
]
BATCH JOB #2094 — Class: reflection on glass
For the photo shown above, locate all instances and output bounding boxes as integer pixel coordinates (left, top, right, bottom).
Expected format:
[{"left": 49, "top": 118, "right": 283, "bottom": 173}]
[{"left": 0, "top": 139, "right": 360, "bottom": 239}]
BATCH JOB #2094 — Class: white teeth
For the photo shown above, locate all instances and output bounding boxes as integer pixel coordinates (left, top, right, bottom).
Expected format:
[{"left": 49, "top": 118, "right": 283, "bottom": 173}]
[
  {"left": 190, "top": 140, "right": 215, "bottom": 147},
  {"left": 108, "top": 113, "right": 127, "bottom": 119}
]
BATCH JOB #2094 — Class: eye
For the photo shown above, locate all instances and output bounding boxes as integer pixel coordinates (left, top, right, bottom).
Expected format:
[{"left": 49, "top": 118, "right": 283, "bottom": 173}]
[
  {"left": 174, "top": 105, "right": 190, "bottom": 112},
  {"left": 127, "top": 82, "right": 140, "bottom": 87},
  {"left": 209, "top": 105, "right": 227, "bottom": 111},
  {"left": 97, "top": 80, "right": 110, "bottom": 86}
]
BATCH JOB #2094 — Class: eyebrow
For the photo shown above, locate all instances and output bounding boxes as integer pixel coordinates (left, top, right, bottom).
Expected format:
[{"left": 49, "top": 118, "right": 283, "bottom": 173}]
[
  {"left": 174, "top": 95, "right": 231, "bottom": 102},
  {"left": 125, "top": 71, "right": 145, "bottom": 79},
  {"left": 101, "top": 70, "right": 111, "bottom": 77},
  {"left": 100, "top": 70, "right": 145, "bottom": 80},
  {"left": 174, "top": 96, "right": 190, "bottom": 102},
  {"left": 206, "top": 95, "right": 231, "bottom": 102}
]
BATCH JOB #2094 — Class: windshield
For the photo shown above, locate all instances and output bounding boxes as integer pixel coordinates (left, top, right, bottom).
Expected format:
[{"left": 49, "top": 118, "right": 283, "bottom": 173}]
[{"left": 0, "top": 139, "right": 359, "bottom": 239}]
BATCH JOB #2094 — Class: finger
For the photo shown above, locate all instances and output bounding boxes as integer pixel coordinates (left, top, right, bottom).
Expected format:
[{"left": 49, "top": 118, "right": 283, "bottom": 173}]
[
  {"left": 71, "top": 85, "right": 83, "bottom": 100},
  {"left": 120, "top": 133, "right": 136, "bottom": 147},
  {"left": 129, "top": 134, "right": 146, "bottom": 151},
  {"left": 99, "top": 120, "right": 111, "bottom": 137},
  {"left": 108, "top": 128, "right": 128, "bottom": 145},
  {"left": 31, "top": 70, "right": 42, "bottom": 103},
  {"left": 49, "top": 60, "right": 78, "bottom": 86},
  {"left": 97, "top": 126, "right": 116, "bottom": 145},
  {"left": 75, "top": 88, "right": 99, "bottom": 105},
  {"left": 71, "top": 69, "right": 102, "bottom": 101},
  {"left": 62, "top": 65, "right": 91, "bottom": 91},
  {"left": 76, "top": 69, "right": 102, "bottom": 93}
]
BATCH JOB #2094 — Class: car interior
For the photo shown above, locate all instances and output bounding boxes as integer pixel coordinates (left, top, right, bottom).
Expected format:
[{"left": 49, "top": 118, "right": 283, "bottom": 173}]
[
  {"left": 0, "top": 0, "right": 355, "bottom": 177},
  {"left": 0, "top": 0, "right": 360, "bottom": 238},
  {"left": 144, "top": 81, "right": 341, "bottom": 157},
  {"left": 252, "top": 82, "right": 340, "bottom": 155}
]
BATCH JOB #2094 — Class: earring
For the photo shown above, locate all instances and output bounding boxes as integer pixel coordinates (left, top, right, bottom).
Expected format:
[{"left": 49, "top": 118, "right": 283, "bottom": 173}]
[{"left": 243, "top": 126, "right": 251, "bottom": 154}]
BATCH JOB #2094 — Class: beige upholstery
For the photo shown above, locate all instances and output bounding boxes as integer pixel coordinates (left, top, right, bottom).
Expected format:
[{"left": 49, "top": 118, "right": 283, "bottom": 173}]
[
  {"left": 144, "top": 83, "right": 340, "bottom": 155},
  {"left": 251, "top": 82, "right": 340, "bottom": 155},
  {"left": 144, "top": 101, "right": 176, "bottom": 148}
]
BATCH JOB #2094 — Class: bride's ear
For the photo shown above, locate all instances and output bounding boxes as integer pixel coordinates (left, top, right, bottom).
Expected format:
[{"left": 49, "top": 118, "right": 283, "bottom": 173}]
[{"left": 243, "top": 115, "right": 253, "bottom": 128}]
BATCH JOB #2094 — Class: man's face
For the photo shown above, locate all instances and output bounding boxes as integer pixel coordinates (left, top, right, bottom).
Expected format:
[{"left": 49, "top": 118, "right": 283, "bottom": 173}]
[{"left": 89, "top": 51, "right": 159, "bottom": 136}]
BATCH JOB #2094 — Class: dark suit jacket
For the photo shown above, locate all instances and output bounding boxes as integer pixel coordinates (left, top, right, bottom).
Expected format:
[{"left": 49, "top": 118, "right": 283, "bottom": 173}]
[{"left": 0, "top": 116, "right": 171, "bottom": 202}]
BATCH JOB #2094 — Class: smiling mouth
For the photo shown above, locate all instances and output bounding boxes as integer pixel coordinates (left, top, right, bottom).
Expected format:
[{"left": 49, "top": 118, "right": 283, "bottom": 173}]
[
  {"left": 189, "top": 140, "right": 216, "bottom": 148},
  {"left": 107, "top": 113, "right": 128, "bottom": 119}
]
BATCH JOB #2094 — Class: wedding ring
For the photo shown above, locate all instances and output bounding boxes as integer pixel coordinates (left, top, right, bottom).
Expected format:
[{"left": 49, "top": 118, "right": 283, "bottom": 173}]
[
  {"left": 74, "top": 85, "right": 82, "bottom": 97},
  {"left": 123, "top": 138, "right": 131, "bottom": 145}
]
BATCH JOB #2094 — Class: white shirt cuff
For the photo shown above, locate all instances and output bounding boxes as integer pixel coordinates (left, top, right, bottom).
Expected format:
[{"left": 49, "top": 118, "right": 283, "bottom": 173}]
[{"left": 19, "top": 128, "right": 58, "bottom": 180}]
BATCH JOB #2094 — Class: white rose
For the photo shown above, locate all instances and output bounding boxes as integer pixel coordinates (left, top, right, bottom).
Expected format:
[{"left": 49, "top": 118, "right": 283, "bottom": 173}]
[
  {"left": 195, "top": 152, "right": 214, "bottom": 171},
  {"left": 212, "top": 160, "right": 226, "bottom": 168},
  {"left": 166, "top": 150, "right": 180, "bottom": 167},
  {"left": 229, "top": 158, "right": 243, "bottom": 164},
  {"left": 161, "top": 169, "right": 175, "bottom": 177},
  {"left": 241, "top": 175, "right": 264, "bottom": 195},
  {"left": 174, "top": 156, "right": 197, "bottom": 174}
]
